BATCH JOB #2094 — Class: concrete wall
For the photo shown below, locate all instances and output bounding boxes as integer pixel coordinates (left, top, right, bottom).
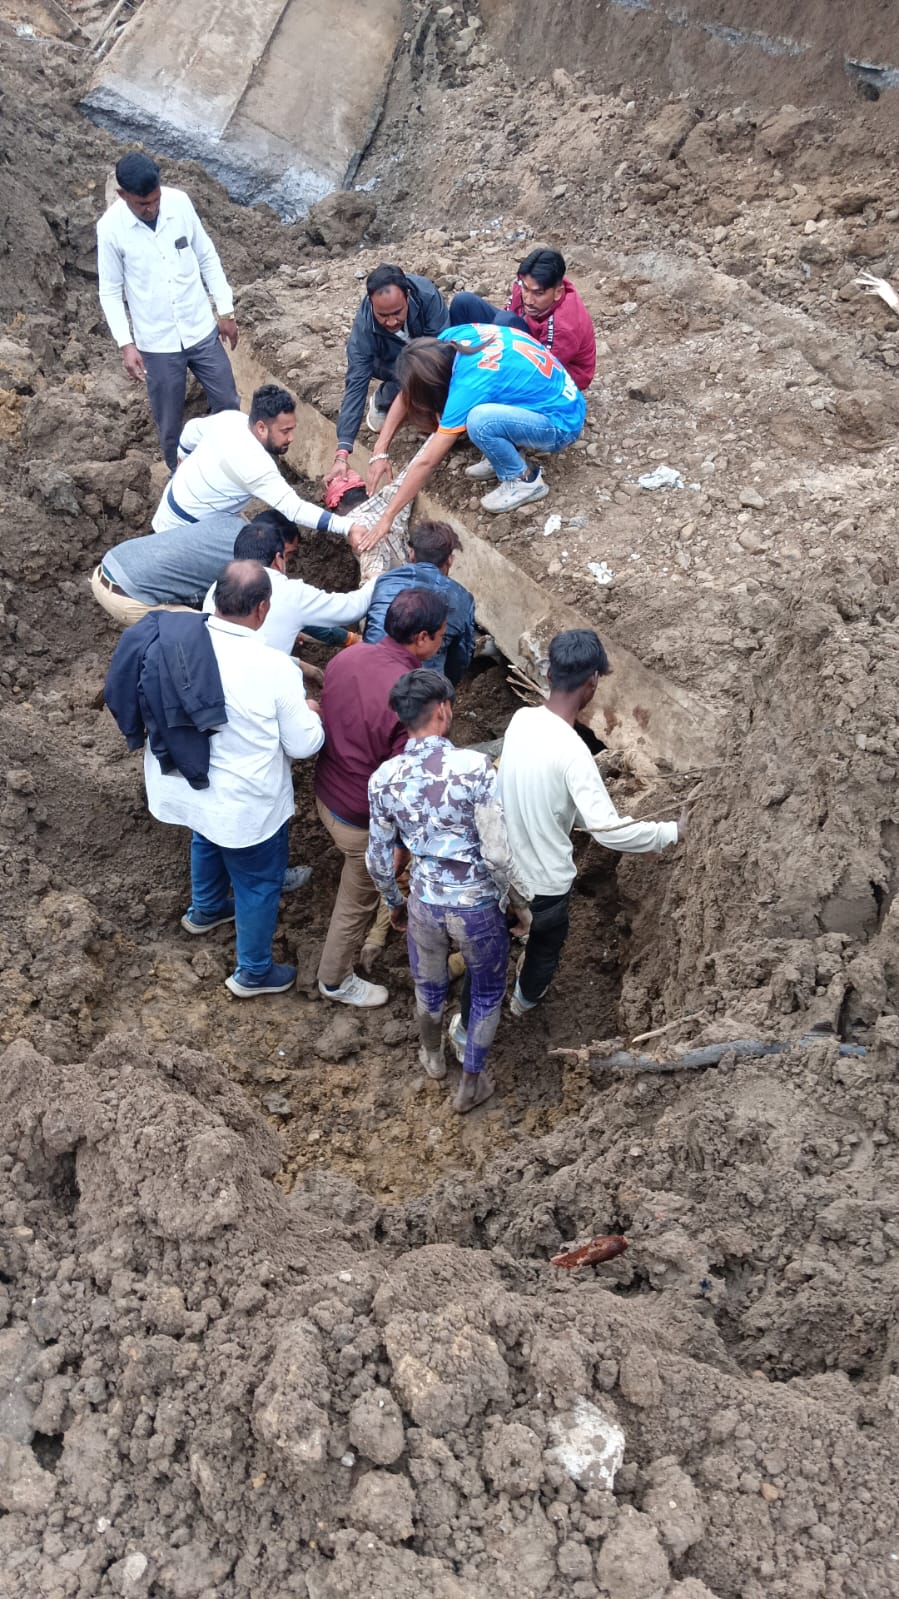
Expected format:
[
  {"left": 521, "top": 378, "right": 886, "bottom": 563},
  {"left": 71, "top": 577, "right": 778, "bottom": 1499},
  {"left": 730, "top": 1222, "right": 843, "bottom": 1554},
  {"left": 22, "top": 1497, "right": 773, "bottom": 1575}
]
[{"left": 84, "top": 0, "right": 403, "bottom": 216}]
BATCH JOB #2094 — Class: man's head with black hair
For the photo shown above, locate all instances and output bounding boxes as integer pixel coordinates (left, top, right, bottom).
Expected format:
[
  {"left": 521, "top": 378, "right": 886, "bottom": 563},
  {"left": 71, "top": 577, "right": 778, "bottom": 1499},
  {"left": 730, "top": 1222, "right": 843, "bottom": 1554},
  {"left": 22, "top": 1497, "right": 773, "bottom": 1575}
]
[
  {"left": 389, "top": 668, "right": 455, "bottom": 734},
  {"left": 115, "top": 152, "right": 162, "bottom": 222},
  {"left": 248, "top": 384, "right": 297, "bottom": 457},
  {"left": 516, "top": 246, "right": 567, "bottom": 319},
  {"left": 233, "top": 522, "right": 288, "bottom": 568},
  {"left": 384, "top": 587, "right": 448, "bottom": 662},
  {"left": 213, "top": 560, "right": 272, "bottom": 625},
  {"left": 547, "top": 628, "right": 610, "bottom": 710},
  {"left": 409, "top": 520, "right": 461, "bottom": 573},
  {"left": 366, "top": 263, "right": 413, "bottom": 334},
  {"left": 234, "top": 509, "right": 299, "bottom": 569}
]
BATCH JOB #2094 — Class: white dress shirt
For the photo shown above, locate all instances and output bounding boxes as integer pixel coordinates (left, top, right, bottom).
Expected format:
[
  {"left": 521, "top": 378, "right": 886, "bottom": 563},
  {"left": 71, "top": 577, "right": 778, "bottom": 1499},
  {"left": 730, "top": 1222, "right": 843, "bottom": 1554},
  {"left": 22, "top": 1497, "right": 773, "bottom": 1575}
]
[
  {"left": 97, "top": 186, "right": 233, "bottom": 353},
  {"left": 151, "top": 411, "right": 353, "bottom": 538},
  {"left": 143, "top": 616, "right": 324, "bottom": 848},
  {"left": 202, "top": 568, "right": 375, "bottom": 653},
  {"left": 498, "top": 705, "right": 679, "bottom": 898}
]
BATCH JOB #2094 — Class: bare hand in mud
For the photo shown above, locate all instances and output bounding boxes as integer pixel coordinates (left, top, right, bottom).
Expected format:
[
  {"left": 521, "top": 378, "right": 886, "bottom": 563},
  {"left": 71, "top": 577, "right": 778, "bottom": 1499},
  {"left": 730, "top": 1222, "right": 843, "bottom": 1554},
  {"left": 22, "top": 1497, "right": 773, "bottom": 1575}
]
[
  {"left": 389, "top": 901, "right": 408, "bottom": 932},
  {"left": 299, "top": 659, "right": 324, "bottom": 690},
  {"left": 677, "top": 804, "right": 690, "bottom": 842}
]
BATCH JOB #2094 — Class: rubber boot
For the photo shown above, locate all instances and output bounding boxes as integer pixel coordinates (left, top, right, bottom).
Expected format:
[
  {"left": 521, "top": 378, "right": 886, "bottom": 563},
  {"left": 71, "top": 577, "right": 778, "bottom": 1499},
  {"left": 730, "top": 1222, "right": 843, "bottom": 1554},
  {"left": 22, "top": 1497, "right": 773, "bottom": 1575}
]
[{"left": 453, "top": 1069, "right": 496, "bottom": 1114}]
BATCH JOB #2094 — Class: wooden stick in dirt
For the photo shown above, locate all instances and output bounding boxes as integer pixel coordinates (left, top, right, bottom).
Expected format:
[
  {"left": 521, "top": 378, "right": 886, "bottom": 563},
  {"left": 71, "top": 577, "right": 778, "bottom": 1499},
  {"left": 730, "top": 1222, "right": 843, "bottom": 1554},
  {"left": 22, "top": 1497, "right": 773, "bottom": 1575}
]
[{"left": 629, "top": 1012, "right": 705, "bottom": 1045}]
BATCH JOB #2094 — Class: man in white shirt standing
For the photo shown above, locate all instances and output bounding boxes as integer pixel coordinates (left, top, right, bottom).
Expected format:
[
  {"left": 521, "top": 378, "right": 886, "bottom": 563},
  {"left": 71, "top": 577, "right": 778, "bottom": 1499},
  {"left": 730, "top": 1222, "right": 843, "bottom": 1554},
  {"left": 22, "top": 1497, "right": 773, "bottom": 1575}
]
[
  {"left": 144, "top": 560, "right": 325, "bottom": 998},
  {"left": 97, "top": 151, "right": 240, "bottom": 471},
  {"left": 498, "top": 628, "right": 685, "bottom": 1016},
  {"left": 151, "top": 384, "right": 361, "bottom": 544}
]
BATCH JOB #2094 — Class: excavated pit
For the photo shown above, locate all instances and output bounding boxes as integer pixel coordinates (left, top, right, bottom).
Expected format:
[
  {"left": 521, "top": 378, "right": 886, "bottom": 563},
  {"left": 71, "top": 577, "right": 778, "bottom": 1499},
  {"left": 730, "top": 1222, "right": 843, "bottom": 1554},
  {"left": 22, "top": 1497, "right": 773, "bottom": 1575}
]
[{"left": 2, "top": 8, "right": 899, "bottom": 1598}]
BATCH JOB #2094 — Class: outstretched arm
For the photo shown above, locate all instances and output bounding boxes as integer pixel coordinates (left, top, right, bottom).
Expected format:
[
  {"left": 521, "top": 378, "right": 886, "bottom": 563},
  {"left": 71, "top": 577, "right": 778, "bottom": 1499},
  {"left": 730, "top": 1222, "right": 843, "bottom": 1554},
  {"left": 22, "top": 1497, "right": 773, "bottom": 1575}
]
[{"left": 355, "top": 429, "right": 457, "bottom": 552}]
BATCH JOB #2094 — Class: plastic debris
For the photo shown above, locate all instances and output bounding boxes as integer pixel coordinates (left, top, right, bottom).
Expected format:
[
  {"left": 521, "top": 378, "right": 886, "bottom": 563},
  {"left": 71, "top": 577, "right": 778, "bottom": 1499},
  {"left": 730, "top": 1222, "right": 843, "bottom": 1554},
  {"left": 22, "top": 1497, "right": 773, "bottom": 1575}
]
[
  {"left": 638, "top": 465, "right": 684, "bottom": 490},
  {"left": 548, "top": 1400, "right": 626, "bottom": 1489},
  {"left": 542, "top": 513, "right": 562, "bottom": 536},
  {"left": 587, "top": 560, "right": 614, "bottom": 586}
]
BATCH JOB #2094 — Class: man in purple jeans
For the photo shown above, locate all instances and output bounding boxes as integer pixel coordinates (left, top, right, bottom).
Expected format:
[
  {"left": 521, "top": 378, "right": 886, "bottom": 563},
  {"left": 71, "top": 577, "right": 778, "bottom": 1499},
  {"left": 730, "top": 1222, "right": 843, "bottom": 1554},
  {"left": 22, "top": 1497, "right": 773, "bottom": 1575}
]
[{"left": 366, "top": 669, "right": 529, "bottom": 1112}]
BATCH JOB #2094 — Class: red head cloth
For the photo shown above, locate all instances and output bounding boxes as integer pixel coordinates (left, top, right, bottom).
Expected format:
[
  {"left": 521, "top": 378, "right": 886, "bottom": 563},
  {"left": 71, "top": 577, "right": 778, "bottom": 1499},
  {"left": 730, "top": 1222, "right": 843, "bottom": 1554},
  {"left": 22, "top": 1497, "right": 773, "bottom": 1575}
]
[{"left": 324, "top": 469, "right": 366, "bottom": 511}]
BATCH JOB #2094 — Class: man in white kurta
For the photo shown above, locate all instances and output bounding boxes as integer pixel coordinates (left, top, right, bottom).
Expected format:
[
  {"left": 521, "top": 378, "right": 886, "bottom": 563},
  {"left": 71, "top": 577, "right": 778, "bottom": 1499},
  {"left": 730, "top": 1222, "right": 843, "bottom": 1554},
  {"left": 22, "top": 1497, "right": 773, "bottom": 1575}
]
[{"left": 145, "top": 561, "right": 324, "bottom": 998}]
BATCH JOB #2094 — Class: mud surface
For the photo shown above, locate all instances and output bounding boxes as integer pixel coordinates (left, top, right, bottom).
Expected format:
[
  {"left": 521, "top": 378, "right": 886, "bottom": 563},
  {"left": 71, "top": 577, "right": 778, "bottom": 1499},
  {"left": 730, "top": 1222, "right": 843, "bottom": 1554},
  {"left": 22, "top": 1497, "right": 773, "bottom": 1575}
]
[{"left": 1, "top": 8, "right": 899, "bottom": 1597}]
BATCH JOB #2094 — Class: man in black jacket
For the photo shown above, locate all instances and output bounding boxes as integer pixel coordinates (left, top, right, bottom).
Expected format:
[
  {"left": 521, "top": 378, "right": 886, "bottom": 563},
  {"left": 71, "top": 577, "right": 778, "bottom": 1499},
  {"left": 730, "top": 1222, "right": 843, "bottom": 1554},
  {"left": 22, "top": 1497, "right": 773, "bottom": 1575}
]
[{"left": 325, "top": 264, "right": 448, "bottom": 490}]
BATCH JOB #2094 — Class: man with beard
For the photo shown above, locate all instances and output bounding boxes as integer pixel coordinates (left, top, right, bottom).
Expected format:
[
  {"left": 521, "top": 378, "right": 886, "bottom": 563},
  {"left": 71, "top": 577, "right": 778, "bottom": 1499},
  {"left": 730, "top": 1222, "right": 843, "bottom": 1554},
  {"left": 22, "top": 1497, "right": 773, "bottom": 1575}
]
[{"left": 151, "top": 384, "right": 360, "bottom": 541}]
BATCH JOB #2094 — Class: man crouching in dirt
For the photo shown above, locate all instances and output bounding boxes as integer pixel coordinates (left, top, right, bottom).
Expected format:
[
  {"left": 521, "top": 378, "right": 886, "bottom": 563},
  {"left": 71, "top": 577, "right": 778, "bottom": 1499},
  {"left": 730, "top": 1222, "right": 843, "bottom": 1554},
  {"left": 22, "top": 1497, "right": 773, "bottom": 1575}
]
[
  {"left": 498, "top": 628, "right": 685, "bottom": 1015},
  {"left": 366, "top": 669, "right": 530, "bottom": 1113}
]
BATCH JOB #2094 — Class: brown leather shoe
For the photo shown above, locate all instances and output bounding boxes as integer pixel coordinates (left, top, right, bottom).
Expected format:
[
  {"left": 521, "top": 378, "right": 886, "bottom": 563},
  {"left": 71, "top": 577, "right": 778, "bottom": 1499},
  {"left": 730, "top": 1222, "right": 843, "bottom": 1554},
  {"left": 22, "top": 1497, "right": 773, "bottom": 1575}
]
[{"left": 452, "top": 1069, "right": 496, "bottom": 1114}]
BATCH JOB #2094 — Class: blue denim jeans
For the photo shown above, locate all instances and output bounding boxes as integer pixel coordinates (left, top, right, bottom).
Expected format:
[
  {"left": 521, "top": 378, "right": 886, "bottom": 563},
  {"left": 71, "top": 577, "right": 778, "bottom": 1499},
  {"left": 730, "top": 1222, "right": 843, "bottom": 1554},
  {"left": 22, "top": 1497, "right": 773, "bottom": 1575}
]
[
  {"left": 449, "top": 291, "right": 529, "bottom": 333},
  {"left": 466, "top": 403, "right": 583, "bottom": 480},
  {"left": 188, "top": 821, "right": 289, "bottom": 977},
  {"left": 407, "top": 896, "right": 509, "bottom": 1074}
]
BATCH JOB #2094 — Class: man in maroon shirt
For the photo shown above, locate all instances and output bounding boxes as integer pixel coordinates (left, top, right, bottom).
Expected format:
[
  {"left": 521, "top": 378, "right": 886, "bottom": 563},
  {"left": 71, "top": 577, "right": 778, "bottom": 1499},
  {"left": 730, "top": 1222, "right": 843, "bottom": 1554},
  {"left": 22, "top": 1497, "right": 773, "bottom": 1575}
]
[
  {"left": 448, "top": 246, "right": 596, "bottom": 393},
  {"left": 315, "top": 587, "right": 449, "bottom": 1007}
]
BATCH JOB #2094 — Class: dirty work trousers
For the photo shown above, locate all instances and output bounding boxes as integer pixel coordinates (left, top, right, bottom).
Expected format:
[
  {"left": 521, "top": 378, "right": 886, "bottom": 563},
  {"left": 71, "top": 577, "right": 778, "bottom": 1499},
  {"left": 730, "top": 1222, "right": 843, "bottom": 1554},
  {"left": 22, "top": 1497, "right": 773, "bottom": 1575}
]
[
  {"left": 141, "top": 327, "right": 240, "bottom": 470},
  {"left": 315, "top": 800, "right": 381, "bottom": 988},
  {"left": 90, "top": 566, "right": 196, "bottom": 628},
  {"left": 517, "top": 889, "right": 571, "bottom": 1003},
  {"left": 188, "top": 821, "right": 289, "bottom": 978},
  {"left": 407, "top": 896, "right": 508, "bottom": 1074}
]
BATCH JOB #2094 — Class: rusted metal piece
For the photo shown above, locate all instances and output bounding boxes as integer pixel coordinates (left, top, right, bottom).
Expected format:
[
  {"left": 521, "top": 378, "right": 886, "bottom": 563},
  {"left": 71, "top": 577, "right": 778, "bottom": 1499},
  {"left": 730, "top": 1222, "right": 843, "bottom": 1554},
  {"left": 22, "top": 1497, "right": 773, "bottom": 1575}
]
[{"left": 551, "top": 1234, "right": 629, "bottom": 1270}]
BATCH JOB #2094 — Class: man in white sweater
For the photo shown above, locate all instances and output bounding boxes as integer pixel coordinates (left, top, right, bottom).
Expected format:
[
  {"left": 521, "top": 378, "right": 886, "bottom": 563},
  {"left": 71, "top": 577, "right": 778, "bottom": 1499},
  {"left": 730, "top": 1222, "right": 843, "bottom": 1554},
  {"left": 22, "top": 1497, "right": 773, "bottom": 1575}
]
[
  {"left": 151, "top": 385, "right": 362, "bottom": 544},
  {"left": 498, "top": 628, "right": 684, "bottom": 1016}
]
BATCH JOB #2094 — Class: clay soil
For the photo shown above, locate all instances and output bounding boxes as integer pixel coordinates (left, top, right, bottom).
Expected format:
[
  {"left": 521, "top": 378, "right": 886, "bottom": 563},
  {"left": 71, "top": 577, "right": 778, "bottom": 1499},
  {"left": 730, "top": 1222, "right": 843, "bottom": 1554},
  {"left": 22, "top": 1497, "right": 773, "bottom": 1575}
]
[{"left": 2, "top": 6, "right": 899, "bottom": 1598}]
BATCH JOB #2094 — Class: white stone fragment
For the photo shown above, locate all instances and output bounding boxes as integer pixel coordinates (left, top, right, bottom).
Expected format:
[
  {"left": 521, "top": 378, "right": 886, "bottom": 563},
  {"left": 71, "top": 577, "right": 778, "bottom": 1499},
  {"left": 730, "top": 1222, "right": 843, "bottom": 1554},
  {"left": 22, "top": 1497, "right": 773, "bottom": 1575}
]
[{"left": 547, "top": 1399, "right": 626, "bottom": 1489}]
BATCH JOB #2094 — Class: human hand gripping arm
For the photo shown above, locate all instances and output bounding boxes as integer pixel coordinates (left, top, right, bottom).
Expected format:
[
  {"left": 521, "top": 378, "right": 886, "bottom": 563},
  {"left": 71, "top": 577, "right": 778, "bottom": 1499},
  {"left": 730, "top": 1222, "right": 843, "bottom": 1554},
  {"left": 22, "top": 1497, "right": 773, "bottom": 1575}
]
[
  {"left": 356, "top": 429, "right": 456, "bottom": 553},
  {"left": 568, "top": 747, "right": 679, "bottom": 853},
  {"left": 365, "top": 392, "right": 409, "bottom": 494}
]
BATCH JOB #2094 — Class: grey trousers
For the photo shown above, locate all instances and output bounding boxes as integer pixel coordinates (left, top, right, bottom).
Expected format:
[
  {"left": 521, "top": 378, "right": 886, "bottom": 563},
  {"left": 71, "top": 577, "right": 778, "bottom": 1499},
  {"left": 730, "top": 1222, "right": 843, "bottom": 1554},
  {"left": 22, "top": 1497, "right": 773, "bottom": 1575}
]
[{"left": 141, "top": 327, "right": 240, "bottom": 470}]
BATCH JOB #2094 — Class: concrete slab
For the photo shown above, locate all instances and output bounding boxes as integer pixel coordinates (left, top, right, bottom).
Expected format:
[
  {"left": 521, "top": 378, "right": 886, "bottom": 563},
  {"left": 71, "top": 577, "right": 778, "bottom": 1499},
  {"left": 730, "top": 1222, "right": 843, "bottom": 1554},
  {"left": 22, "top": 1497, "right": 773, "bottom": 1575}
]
[
  {"left": 229, "top": 340, "right": 722, "bottom": 775},
  {"left": 83, "top": 0, "right": 402, "bottom": 216}
]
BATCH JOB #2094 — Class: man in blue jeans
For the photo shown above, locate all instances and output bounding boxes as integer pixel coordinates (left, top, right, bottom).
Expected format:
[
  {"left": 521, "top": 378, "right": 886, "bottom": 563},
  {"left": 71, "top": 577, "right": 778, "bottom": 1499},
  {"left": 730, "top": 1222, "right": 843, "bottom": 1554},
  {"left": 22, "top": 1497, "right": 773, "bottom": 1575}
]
[{"left": 142, "top": 560, "right": 325, "bottom": 997}]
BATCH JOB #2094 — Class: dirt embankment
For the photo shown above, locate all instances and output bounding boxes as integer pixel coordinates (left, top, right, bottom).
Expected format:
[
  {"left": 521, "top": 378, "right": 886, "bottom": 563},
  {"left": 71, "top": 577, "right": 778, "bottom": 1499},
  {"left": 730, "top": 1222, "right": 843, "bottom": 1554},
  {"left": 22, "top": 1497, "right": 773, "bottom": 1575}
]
[{"left": 1, "top": 8, "right": 899, "bottom": 1597}]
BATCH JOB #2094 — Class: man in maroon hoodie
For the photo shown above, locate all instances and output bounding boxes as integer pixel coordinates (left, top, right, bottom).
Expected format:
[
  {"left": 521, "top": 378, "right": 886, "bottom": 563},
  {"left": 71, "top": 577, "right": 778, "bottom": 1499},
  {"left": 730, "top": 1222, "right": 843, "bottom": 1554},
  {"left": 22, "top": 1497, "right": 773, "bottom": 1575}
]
[
  {"left": 449, "top": 247, "right": 596, "bottom": 393},
  {"left": 314, "top": 586, "right": 448, "bottom": 1009}
]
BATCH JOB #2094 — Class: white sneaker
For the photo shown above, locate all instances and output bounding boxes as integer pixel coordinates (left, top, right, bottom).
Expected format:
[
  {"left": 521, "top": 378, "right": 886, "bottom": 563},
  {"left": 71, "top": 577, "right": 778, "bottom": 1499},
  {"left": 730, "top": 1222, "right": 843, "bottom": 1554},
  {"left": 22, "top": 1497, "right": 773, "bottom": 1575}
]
[
  {"left": 318, "top": 971, "right": 389, "bottom": 1008},
  {"left": 367, "top": 394, "right": 390, "bottom": 432},
  {"left": 480, "top": 471, "right": 549, "bottom": 513},
  {"left": 418, "top": 1043, "right": 447, "bottom": 1080},
  {"left": 448, "top": 1011, "right": 467, "bottom": 1063},
  {"left": 465, "top": 456, "right": 496, "bottom": 480},
  {"left": 509, "top": 980, "right": 539, "bottom": 1019}
]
